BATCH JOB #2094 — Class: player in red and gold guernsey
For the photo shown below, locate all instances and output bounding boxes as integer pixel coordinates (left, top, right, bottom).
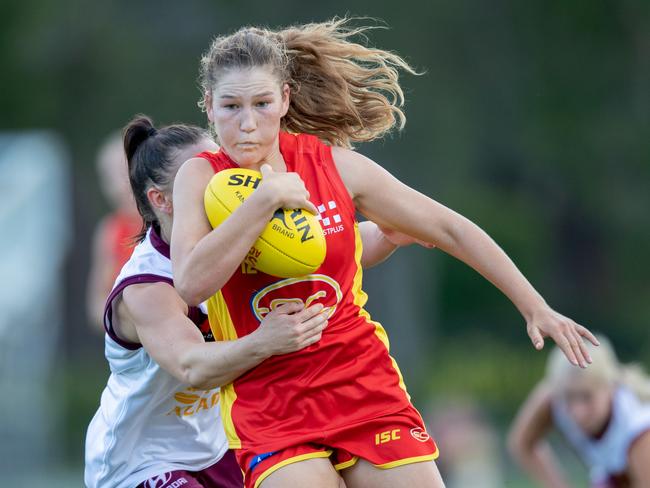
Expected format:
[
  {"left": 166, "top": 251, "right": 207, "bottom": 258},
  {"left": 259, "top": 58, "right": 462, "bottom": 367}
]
[
  {"left": 87, "top": 131, "right": 142, "bottom": 332},
  {"left": 171, "top": 19, "right": 599, "bottom": 488}
]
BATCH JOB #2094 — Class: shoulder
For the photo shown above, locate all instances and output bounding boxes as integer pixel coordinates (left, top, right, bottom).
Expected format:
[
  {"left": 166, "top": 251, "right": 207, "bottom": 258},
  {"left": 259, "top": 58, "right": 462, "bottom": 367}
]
[
  {"left": 517, "top": 381, "right": 554, "bottom": 425},
  {"left": 331, "top": 146, "right": 389, "bottom": 199},
  {"left": 281, "top": 132, "right": 327, "bottom": 159},
  {"left": 507, "top": 381, "right": 554, "bottom": 453},
  {"left": 120, "top": 280, "right": 186, "bottom": 318},
  {"left": 174, "top": 157, "right": 216, "bottom": 194}
]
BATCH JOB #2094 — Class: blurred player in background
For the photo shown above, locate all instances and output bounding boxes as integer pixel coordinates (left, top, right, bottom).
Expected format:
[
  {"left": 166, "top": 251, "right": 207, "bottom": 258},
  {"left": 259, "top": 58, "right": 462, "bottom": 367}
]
[
  {"left": 508, "top": 335, "right": 650, "bottom": 487},
  {"left": 426, "top": 398, "right": 503, "bottom": 488},
  {"left": 86, "top": 131, "right": 142, "bottom": 332}
]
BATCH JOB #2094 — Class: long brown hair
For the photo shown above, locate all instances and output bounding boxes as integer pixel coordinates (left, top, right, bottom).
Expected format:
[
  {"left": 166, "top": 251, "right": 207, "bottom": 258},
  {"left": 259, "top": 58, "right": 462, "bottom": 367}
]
[{"left": 198, "top": 17, "right": 419, "bottom": 148}]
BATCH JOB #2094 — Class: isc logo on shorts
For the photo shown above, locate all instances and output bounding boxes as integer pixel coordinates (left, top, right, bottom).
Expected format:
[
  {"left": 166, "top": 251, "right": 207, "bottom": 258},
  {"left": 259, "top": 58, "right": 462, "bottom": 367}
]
[{"left": 375, "top": 429, "right": 401, "bottom": 445}]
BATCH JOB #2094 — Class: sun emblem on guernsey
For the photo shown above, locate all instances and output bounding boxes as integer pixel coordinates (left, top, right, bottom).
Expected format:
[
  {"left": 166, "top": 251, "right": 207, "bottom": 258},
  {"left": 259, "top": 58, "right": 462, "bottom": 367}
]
[{"left": 251, "top": 274, "right": 343, "bottom": 322}]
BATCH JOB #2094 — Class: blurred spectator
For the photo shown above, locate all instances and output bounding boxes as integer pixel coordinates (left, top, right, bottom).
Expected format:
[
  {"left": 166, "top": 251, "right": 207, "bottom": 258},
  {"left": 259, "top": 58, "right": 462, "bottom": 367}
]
[
  {"left": 86, "top": 131, "right": 141, "bottom": 332},
  {"left": 425, "top": 397, "right": 504, "bottom": 488},
  {"left": 508, "top": 336, "right": 650, "bottom": 487}
]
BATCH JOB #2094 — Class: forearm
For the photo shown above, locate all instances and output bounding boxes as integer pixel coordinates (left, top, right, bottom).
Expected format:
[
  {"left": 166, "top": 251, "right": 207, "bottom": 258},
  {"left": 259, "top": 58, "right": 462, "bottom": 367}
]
[
  {"left": 175, "top": 191, "right": 277, "bottom": 305},
  {"left": 179, "top": 331, "right": 272, "bottom": 389},
  {"left": 513, "top": 442, "right": 572, "bottom": 488},
  {"left": 359, "top": 221, "right": 398, "bottom": 268}
]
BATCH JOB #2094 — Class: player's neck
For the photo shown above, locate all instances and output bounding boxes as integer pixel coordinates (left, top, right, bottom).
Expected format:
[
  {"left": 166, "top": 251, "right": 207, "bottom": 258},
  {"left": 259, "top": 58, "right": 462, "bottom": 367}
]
[
  {"left": 158, "top": 218, "right": 172, "bottom": 245},
  {"left": 250, "top": 142, "right": 286, "bottom": 172}
]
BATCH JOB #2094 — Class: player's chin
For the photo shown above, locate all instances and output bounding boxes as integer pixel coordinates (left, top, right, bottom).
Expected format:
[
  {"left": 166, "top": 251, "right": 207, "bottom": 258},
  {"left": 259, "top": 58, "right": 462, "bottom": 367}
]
[{"left": 232, "top": 147, "right": 266, "bottom": 168}]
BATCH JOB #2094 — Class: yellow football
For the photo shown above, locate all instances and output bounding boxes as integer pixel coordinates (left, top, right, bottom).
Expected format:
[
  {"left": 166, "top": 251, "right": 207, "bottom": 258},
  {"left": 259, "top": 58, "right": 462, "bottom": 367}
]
[{"left": 204, "top": 168, "right": 327, "bottom": 278}]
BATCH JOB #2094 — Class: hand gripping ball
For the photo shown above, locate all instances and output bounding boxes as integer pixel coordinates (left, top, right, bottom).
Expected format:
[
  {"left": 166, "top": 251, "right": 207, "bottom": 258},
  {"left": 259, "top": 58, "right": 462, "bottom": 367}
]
[{"left": 204, "top": 168, "right": 327, "bottom": 278}]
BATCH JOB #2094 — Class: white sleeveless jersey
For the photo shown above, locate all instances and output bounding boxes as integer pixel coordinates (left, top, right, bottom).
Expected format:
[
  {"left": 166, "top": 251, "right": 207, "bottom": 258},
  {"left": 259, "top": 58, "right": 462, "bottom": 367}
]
[
  {"left": 553, "top": 385, "right": 650, "bottom": 484},
  {"left": 84, "top": 227, "right": 228, "bottom": 488}
]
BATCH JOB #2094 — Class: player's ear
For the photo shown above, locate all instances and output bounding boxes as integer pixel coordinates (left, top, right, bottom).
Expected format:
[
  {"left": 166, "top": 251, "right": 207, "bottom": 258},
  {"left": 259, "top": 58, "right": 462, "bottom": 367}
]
[
  {"left": 280, "top": 83, "right": 290, "bottom": 117},
  {"left": 205, "top": 91, "right": 214, "bottom": 123},
  {"left": 147, "top": 186, "right": 172, "bottom": 215}
]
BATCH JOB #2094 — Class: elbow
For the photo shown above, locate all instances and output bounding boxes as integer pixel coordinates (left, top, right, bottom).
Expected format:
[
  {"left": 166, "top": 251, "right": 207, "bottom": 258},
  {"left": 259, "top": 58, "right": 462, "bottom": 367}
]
[
  {"left": 175, "top": 274, "right": 211, "bottom": 306},
  {"left": 441, "top": 215, "right": 472, "bottom": 249},
  {"left": 181, "top": 364, "right": 219, "bottom": 391},
  {"left": 176, "top": 282, "right": 204, "bottom": 307},
  {"left": 174, "top": 263, "right": 225, "bottom": 306},
  {"left": 189, "top": 376, "right": 219, "bottom": 391}
]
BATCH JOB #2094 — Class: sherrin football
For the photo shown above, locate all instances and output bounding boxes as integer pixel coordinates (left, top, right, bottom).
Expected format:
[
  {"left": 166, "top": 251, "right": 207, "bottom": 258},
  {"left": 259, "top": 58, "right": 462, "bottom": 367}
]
[{"left": 204, "top": 168, "right": 326, "bottom": 278}]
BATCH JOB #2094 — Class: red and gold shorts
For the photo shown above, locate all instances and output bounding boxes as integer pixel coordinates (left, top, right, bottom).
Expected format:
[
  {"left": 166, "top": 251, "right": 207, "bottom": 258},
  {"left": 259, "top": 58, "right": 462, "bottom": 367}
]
[{"left": 236, "top": 404, "right": 439, "bottom": 488}]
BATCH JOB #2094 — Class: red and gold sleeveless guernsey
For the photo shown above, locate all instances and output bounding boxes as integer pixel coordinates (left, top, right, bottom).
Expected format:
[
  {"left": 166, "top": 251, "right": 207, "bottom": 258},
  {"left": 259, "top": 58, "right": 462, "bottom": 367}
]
[{"left": 199, "top": 132, "right": 438, "bottom": 480}]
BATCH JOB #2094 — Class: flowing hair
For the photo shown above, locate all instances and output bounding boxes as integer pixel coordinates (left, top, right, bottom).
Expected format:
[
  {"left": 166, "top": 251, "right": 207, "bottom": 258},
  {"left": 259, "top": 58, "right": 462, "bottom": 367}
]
[{"left": 198, "top": 17, "right": 419, "bottom": 147}]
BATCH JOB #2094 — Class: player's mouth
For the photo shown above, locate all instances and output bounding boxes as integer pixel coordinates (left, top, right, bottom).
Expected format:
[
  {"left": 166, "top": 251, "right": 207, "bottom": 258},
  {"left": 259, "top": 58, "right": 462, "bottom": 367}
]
[{"left": 237, "top": 142, "right": 259, "bottom": 149}]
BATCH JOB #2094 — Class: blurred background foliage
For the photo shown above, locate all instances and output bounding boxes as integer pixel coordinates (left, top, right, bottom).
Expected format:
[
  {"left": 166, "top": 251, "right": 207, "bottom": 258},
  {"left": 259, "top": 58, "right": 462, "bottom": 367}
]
[{"left": 2, "top": 0, "right": 649, "bottom": 484}]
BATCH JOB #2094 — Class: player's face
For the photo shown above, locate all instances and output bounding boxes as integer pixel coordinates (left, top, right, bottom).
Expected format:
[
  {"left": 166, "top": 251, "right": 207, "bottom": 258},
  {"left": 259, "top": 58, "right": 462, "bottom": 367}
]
[
  {"left": 560, "top": 376, "right": 613, "bottom": 435},
  {"left": 207, "top": 66, "right": 290, "bottom": 168}
]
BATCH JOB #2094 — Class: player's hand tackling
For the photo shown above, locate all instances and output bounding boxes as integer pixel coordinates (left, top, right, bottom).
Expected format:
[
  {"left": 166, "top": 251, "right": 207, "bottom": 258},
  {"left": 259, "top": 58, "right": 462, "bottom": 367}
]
[
  {"left": 255, "top": 302, "right": 328, "bottom": 356},
  {"left": 526, "top": 306, "right": 599, "bottom": 368},
  {"left": 259, "top": 163, "right": 319, "bottom": 215}
]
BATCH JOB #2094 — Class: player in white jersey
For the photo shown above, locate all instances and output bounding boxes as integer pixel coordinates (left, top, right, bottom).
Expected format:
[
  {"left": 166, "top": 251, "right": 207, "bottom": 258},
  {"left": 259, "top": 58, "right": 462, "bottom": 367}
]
[
  {"left": 508, "top": 335, "right": 650, "bottom": 487},
  {"left": 85, "top": 115, "right": 430, "bottom": 488}
]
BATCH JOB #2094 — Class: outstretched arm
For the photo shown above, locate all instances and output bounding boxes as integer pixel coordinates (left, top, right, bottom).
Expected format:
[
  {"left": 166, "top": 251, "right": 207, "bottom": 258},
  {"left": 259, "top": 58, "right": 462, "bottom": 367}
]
[
  {"left": 116, "top": 282, "right": 327, "bottom": 389},
  {"left": 333, "top": 147, "right": 598, "bottom": 366},
  {"left": 507, "top": 383, "right": 572, "bottom": 488}
]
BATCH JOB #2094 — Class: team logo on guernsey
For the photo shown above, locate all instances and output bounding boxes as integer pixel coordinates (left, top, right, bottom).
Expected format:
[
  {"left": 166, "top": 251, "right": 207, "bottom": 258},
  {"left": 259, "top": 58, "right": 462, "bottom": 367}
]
[
  {"left": 166, "top": 386, "right": 219, "bottom": 417},
  {"left": 410, "top": 427, "right": 430, "bottom": 442},
  {"left": 316, "top": 200, "right": 345, "bottom": 236},
  {"left": 251, "top": 274, "right": 343, "bottom": 322}
]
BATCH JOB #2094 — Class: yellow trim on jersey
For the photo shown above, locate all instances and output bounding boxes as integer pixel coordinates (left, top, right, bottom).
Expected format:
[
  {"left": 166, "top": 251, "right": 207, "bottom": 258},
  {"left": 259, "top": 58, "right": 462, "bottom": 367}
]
[
  {"left": 207, "top": 291, "right": 242, "bottom": 448},
  {"left": 334, "top": 456, "right": 359, "bottom": 471},
  {"left": 374, "top": 451, "right": 440, "bottom": 470},
  {"left": 351, "top": 223, "right": 410, "bottom": 400},
  {"left": 253, "top": 450, "right": 333, "bottom": 488}
]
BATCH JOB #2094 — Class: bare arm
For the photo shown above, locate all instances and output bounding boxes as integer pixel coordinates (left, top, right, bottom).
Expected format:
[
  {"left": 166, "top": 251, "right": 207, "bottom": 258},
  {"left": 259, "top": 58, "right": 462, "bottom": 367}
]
[
  {"left": 359, "top": 221, "right": 435, "bottom": 269},
  {"left": 333, "top": 147, "right": 598, "bottom": 366},
  {"left": 171, "top": 160, "right": 317, "bottom": 305},
  {"left": 628, "top": 430, "right": 650, "bottom": 486},
  {"left": 116, "top": 282, "right": 327, "bottom": 389},
  {"left": 359, "top": 221, "right": 398, "bottom": 268},
  {"left": 507, "top": 383, "right": 572, "bottom": 488}
]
